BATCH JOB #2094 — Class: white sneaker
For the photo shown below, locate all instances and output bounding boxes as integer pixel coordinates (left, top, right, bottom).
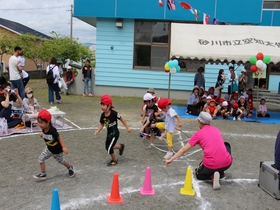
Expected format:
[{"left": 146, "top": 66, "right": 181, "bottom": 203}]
[
  {"left": 163, "top": 153, "right": 173, "bottom": 160},
  {"left": 159, "top": 133, "right": 166, "bottom": 141},
  {"left": 233, "top": 117, "right": 236, "bottom": 121},
  {"left": 237, "top": 117, "right": 241, "bottom": 121},
  {"left": 147, "top": 144, "right": 154, "bottom": 149},
  {"left": 212, "top": 171, "right": 221, "bottom": 190}
]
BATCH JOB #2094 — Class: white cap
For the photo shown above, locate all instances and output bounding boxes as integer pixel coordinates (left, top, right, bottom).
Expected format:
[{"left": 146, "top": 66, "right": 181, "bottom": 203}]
[
  {"left": 239, "top": 96, "right": 245, "bottom": 100},
  {"left": 143, "top": 93, "right": 155, "bottom": 101},
  {"left": 197, "top": 112, "right": 212, "bottom": 125},
  {"left": 206, "top": 96, "right": 212, "bottom": 100},
  {"left": 202, "top": 94, "right": 207, "bottom": 98},
  {"left": 222, "top": 101, "right": 228, "bottom": 106},
  {"left": 243, "top": 93, "right": 248, "bottom": 98},
  {"left": 67, "top": 66, "right": 72, "bottom": 69}
]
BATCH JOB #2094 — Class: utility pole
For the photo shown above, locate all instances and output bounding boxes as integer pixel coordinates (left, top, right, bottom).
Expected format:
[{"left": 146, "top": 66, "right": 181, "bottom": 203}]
[{"left": 67, "top": 4, "right": 73, "bottom": 39}]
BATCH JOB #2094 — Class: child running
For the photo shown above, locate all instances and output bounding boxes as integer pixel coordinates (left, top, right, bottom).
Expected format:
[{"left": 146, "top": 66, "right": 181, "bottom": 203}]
[
  {"left": 94, "top": 94, "right": 131, "bottom": 166},
  {"left": 153, "top": 98, "right": 182, "bottom": 160},
  {"left": 33, "top": 109, "right": 75, "bottom": 179}
]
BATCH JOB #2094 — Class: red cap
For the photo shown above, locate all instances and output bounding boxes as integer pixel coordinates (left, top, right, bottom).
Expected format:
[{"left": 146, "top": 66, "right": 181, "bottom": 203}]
[
  {"left": 219, "top": 98, "right": 225, "bottom": 103},
  {"left": 208, "top": 86, "right": 214, "bottom": 91},
  {"left": 158, "top": 98, "right": 172, "bottom": 109},
  {"left": 233, "top": 92, "right": 239, "bottom": 97},
  {"left": 100, "top": 94, "right": 113, "bottom": 107},
  {"left": 210, "top": 99, "right": 216, "bottom": 103},
  {"left": 215, "top": 97, "right": 220, "bottom": 102},
  {"left": 38, "top": 109, "right": 52, "bottom": 121},
  {"left": 232, "top": 102, "right": 239, "bottom": 109}
]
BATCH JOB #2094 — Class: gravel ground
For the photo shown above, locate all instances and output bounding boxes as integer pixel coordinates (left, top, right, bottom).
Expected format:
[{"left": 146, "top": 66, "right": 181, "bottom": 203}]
[{"left": 0, "top": 80, "right": 280, "bottom": 210}]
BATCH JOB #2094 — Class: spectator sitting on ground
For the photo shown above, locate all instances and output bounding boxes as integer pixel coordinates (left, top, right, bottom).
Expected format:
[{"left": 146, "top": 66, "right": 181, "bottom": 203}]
[
  {"left": 203, "top": 96, "right": 212, "bottom": 111},
  {"left": 231, "top": 102, "right": 243, "bottom": 121},
  {"left": 22, "top": 87, "right": 40, "bottom": 113},
  {"left": 258, "top": 97, "right": 270, "bottom": 118},
  {"left": 247, "top": 88, "right": 254, "bottom": 113},
  {"left": 220, "top": 101, "right": 231, "bottom": 119},
  {"left": 237, "top": 96, "right": 248, "bottom": 119},
  {"left": 230, "top": 92, "right": 239, "bottom": 105},
  {"left": 208, "top": 86, "right": 215, "bottom": 98},
  {"left": 197, "top": 94, "right": 207, "bottom": 112},
  {"left": 0, "top": 83, "right": 23, "bottom": 128},
  {"left": 206, "top": 99, "right": 218, "bottom": 119},
  {"left": 186, "top": 86, "right": 200, "bottom": 116}
]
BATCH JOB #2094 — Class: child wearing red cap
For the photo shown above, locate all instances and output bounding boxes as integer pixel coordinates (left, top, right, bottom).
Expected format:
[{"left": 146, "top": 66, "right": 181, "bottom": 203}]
[
  {"left": 33, "top": 109, "right": 74, "bottom": 180},
  {"left": 231, "top": 102, "right": 243, "bottom": 121},
  {"left": 152, "top": 98, "right": 182, "bottom": 160},
  {"left": 94, "top": 94, "right": 131, "bottom": 166},
  {"left": 206, "top": 99, "right": 218, "bottom": 119}
]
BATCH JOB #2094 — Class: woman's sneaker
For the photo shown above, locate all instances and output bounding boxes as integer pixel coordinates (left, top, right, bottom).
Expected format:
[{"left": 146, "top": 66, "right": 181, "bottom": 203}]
[
  {"left": 68, "top": 165, "right": 75, "bottom": 178},
  {"left": 33, "top": 173, "right": 47, "bottom": 180},
  {"left": 107, "top": 159, "right": 118, "bottom": 167},
  {"left": 212, "top": 171, "right": 221, "bottom": 190}
]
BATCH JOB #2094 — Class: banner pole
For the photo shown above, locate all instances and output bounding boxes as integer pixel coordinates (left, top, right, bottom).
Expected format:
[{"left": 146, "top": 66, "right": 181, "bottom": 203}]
[{"left": 168, "top": 72, "right": 171, "bottom": 98}]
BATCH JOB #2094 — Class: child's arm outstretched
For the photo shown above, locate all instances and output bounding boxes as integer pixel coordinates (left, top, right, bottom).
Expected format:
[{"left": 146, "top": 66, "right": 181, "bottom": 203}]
[
  {"left": 94, "top": 123, "right": 104, "bottom": 136},
  {"left": 58, "top": 135, "right": 68, "bottom": 154},
  {"left": 175, "top": 115, "right": 182, "bottom": 130},
  {"left": 140, "top": 119, "right": 150, "bottom": 133},
  {"left": 120, "top": 116, "right": 131, "bottom": 133}
]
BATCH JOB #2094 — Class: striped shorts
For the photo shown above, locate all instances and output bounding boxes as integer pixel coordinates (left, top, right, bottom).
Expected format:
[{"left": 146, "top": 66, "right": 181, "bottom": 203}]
[
  {"left": 38, "top": 147, "right": 65, "bottom": 165},
  {"left": 106, "top": 135, "right": 119, "bottom": 155}
]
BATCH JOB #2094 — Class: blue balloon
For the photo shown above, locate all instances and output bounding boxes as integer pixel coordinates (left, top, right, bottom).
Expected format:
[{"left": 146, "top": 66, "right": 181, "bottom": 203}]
[
  {"left": 173, "top": 59, "right": 179, "bottom": 67},
  {"left": 176, "top": 66, "right": 180, "bottom": 72},
  {"left": 168, "top": 60, "right": 175, "bottom": 68}
]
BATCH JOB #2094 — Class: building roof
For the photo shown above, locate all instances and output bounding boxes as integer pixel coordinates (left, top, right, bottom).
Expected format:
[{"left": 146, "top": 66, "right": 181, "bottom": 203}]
[{"left": 0, "top": 17, "right": 50, "bottom": 39}]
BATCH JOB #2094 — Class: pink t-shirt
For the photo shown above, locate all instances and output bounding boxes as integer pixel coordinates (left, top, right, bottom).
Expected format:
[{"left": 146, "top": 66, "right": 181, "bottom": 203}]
[{"left": 188, "top": 125, "right": 232, "bottom": 169}]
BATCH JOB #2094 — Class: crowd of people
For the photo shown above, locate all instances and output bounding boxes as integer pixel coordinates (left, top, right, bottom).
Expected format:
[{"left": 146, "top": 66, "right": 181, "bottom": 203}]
[{"left": 187, "top": 66, "right": 270, "bottom": 120}]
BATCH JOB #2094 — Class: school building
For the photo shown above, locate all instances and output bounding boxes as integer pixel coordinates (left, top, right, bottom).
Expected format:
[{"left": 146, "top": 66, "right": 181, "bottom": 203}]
[{"left": 74, "top": 0, "right": 280, "bottom": 99}]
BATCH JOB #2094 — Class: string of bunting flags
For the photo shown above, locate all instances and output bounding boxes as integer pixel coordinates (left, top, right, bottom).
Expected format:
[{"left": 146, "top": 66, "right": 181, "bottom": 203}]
[{"left": 158, "top": 0, "right": 228, "bottom": 25}]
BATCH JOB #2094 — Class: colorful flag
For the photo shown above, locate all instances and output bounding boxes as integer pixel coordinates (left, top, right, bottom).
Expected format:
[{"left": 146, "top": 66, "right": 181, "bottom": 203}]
[
  {"left": 158, "top": 0, "right": 163, "bottom": 7},
  {"left": 192, "top": 8, "right": 199, "bottom": 21},
  {"left": 179, "top": 2, "right": 192, "bottom": 10},
  {"left": 203, "top": 13, "right": 209, "bottom": 25},
  {"left": 167, "top": 0, "right": 176, "bottom": 10},
  {"left": 213, "top": 18, "right": 218, "bottom": 25}
]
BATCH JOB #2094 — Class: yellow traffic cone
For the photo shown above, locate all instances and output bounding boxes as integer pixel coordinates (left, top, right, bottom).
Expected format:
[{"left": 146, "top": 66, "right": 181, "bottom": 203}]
[{"left": 180, "top": 166, "right": 195, "bottom": 196}]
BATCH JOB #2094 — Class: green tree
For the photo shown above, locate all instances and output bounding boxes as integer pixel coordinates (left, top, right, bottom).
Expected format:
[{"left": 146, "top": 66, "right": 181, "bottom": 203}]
[{"left": 0, "top": 31, "right": 15, "bottom": 66}]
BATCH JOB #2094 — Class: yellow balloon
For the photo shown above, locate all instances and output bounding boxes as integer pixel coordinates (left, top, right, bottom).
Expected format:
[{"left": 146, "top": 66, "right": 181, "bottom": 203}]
[{"left": 164, "top": 63, "right": 170, "bottom": 70}]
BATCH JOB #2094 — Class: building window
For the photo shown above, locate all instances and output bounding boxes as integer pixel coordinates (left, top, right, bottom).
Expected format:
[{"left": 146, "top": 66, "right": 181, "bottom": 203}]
[
  {"left": 269, "top": 64, "right": 280, "bottom": 74},
  {"left": 263, "top": 1, "right": 280, "bottom": 9},
  {"left": 134, "top": 21, "right": 170, "bottom": 70},
  {"left": 178, "top": 59, "right": 204, "bottom": 72}
]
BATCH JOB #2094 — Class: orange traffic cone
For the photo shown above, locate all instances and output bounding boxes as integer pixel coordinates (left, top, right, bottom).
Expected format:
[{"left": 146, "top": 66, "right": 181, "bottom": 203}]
[
  {"left": 180, "top": 166, "right": 195, "bottom": 196},
  {"left": 106, "top": 173, "right": 124, "bottom": 204}
]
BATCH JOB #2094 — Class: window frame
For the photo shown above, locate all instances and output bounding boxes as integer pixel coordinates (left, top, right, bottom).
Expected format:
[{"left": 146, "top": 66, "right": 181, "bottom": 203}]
[{"left": 133, "top": 20, "right": 171, "bottom": 70}]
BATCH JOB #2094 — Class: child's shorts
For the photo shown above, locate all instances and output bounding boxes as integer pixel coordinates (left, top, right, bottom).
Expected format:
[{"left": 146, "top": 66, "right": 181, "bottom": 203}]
[
  {"left": 106, "top": 135, "right": 119, "bottom": 154},
  {"left": 155, "top": 122, "right": 165, "bottom": 130},
  {"left": 166, "top": 132, "right": 174, "bottom": 147}
]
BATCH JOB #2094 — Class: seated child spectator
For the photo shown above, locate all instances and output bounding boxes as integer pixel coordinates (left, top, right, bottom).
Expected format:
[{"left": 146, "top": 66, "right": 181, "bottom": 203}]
[
  {"left": 247, "top": 88, "right": 254, "bottom": 113},
  {"left": 230, "top": 92, "right": 239, "bottom": 105},
  {"left": 258, "top": 97, "right": 270, "bottom": 117},
  {"left": 220, "top": 101, "right": 231, "bottom": 119},
  {"left": 141, "top": 93, "right": 160, "bottom": 147},
  {"left": 22, "top": 87, "right": 40, "bottom": 112},
  {"left": 208, "top": 86, "right": 215, "bottom": 98},
  {"left": 238, "top": 96, "right": 249, "bottom": 118},
  {"left": 197, "top": 94, "right": 207, "bottom": 112},
  {"left": 231, "top": 102, "right": 243, "bottom": 121},
  {"left": 198, "top": 87, "right": 204, "bottom": 98},
  {"left": 206, "top": 99, "right": 218, "bottom": 119},
  {"left": 203, "top": 96, "right": 212, "bottom": 111},
  {"left": 145, "top": 98, "right": 182, "bottom": 160}
]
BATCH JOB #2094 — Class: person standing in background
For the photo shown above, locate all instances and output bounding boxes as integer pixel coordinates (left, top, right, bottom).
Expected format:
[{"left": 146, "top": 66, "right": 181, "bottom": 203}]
[
  {"left": 238, "top": 69, "right": 248, "bottom": 95},
  {"left": 9, "top": 46, "right": 25, "bottom": 99},
  {"left": 194, "top": 66, "right": 205, "bottom": 90},
  {"left": 227, "top": 66, "right": 238, "bottom": 96},
  {"left": 82, "top": 59, "right": 93, "bottom": 97}
]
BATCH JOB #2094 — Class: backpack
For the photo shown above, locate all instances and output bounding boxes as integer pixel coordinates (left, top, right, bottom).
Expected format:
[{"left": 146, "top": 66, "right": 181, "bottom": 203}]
[{"left": 46, "top": 65, "right": 55, "bottom": 84}]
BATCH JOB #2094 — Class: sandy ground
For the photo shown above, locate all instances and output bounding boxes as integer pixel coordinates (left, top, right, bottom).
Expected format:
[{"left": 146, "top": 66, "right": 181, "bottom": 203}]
[{"left": 0, "top": 89, "right": 280, "bottom": 210}]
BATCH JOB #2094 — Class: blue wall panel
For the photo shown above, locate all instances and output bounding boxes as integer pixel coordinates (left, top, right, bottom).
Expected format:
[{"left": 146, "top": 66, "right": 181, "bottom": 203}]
[
  {"left": 261, "top": 11, "right": 273, "bottom": 26},
  {"left": 75, "top": 0, "right": 263, "bottom": 24},
  {"left": 272, "top": 11, "right": 280, "bottom": 26},
  {"left": 74, "top": 0, "right": 116, "bottom": 18}
]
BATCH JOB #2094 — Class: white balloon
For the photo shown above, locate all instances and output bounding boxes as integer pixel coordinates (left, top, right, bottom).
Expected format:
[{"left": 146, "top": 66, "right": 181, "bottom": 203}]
[
  {"left": 256, "top": 60, "right": 264, "bottom": 69},
  {"left": 261, "top": 63, "right": 267, "bottom": 71},
  {"left": 170, "top": 67, "right": 176, "bottom": 74}
]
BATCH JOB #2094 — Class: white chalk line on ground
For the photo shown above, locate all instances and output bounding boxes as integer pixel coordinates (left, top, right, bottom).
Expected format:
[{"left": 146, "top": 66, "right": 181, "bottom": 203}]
[{"left": 60, "top": 178, "right": 258, "bottom": 210}]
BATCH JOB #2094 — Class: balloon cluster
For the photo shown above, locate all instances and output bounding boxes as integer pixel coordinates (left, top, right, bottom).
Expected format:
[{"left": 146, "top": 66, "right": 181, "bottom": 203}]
[
  {"left": 249, "top": 52, "right": 271, "bottom": 74},
  {"left": 164, "top": 60, "right": 181, "bottom": 74}
]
